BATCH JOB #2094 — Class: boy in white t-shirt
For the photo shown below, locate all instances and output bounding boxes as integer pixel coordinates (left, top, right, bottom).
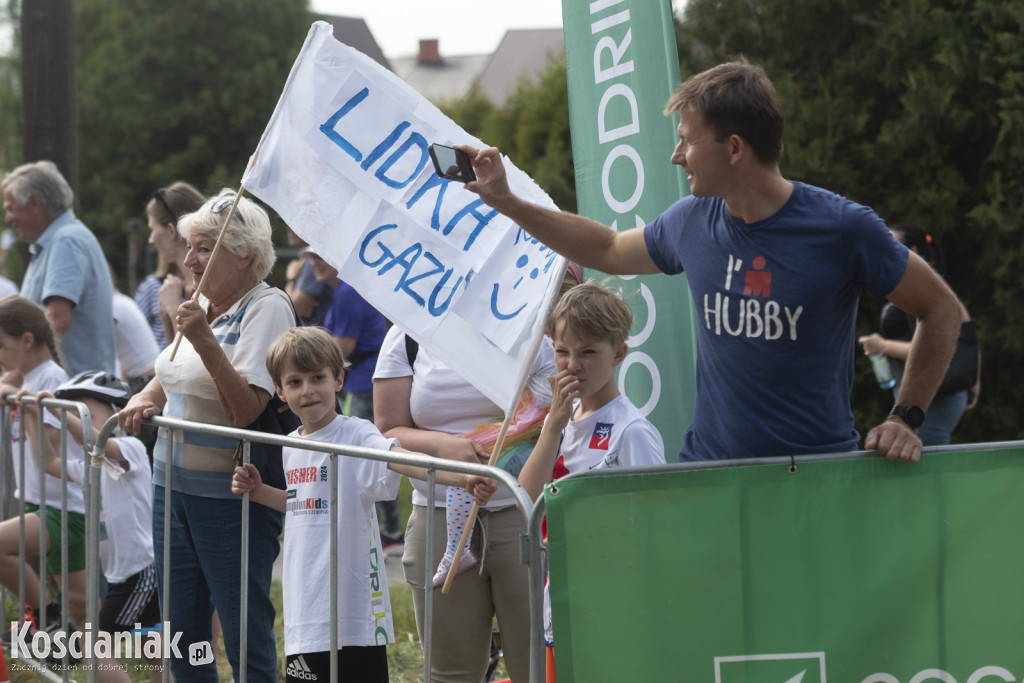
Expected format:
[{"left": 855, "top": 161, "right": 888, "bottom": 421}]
[
  {"left": 21, "top": 371, "right": 164, "bottom": 682},
  {"left": 518, "top": 282, "right": 665, "bottom": 682},
  {"left": 231, "top": 326, "right": 497, "bottom": 683}
]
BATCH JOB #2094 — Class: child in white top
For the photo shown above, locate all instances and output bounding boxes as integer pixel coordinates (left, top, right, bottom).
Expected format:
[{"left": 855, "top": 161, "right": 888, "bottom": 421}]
[
  {"left": 231, "top": 326, "right": 496, "bottom": 683},
  {"left": 22, "top": 371, "right": 165, "bottom": 683},
  {"left": 0, "top": 297, "right": 129, "bottom": 681},
  {"left": 518, "top": 283, "right": 665, "bottom": 681}
]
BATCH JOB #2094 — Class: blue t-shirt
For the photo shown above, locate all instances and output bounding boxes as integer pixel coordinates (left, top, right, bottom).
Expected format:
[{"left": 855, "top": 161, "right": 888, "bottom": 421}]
[
  {"left": 295, "top": 259, "right": 335, "bottom": 326},
  {"left": 323, "top": 283, "right": 388, "bottom": 394},
  {"left": 644, "top": 182, "right": 908, "bottom": 461},
  {"left": 21, "top": 211, "right": 116, "bottom": 375}
]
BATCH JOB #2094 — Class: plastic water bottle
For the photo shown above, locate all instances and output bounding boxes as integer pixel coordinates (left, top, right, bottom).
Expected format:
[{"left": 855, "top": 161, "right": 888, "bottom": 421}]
[{"left": 868, "top": 354, "right": 896, "bottom": 390}]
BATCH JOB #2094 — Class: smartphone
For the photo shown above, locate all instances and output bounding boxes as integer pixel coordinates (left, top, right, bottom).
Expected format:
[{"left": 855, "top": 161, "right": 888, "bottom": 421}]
[{"left": 428, "top": 143, "right": 476, "bottom": 183}]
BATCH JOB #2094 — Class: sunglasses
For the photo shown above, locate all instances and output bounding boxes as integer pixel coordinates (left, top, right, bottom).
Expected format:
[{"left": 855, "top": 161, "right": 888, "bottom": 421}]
[
  {"left": 152, "top": 188, "right": 177, "bottom": 227},
  {"left": 210, "top": 196, "right": 245, "bottom": 225}
]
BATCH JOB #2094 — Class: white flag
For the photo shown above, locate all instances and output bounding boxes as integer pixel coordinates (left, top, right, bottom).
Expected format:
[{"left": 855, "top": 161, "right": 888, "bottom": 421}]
[{"left": 243, "top": 22, "right": 565, "bottom": 413}]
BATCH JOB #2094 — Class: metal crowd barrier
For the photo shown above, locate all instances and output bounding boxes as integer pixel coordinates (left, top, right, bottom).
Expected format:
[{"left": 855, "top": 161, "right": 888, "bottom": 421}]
[
  {"left": 0, "top": 396, "right": 95, "bottom": 683},
  {"left": 9, "top": 393, "right": 1014, "bottom": 683},
  {"left": 73, "top": 411, "right": 544, "bottom": 683}
]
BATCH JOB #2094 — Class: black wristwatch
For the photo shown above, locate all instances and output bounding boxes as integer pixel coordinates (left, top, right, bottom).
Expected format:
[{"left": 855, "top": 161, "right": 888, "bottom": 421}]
[{"left": 889, "top": 405, "right": 925, "bottom": 430}]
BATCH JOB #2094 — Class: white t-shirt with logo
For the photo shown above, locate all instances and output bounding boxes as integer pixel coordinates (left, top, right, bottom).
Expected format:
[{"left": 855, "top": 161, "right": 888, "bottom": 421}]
[
  {"left": 544, "top": 394, "right": 665, "bottom": 643},
  {"left": 281, "top": 414, "right": 401, "bottom": 655},
  {"left": 557, "top": 394, "right": 665, "bottom": 474}
]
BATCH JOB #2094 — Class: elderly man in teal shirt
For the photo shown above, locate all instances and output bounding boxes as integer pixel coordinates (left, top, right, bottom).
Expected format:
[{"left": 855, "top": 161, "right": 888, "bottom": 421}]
[{"left": 2, "top": 160, "right": 116, "bottom": 375}]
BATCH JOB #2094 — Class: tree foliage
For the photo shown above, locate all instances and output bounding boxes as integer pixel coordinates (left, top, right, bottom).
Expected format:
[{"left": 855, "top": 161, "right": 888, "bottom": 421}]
[
  {"left": 443, "top": 57, "right": 576, "bottom": 213},
  {"left": 0, "top": 0, "right": 21, "bottom": 174},
  {"left": 675, "top": 0, "right": 1024, "bottom": 442},
  {"left": 73, "top": 0, "right": 312, "bottom": 282}
]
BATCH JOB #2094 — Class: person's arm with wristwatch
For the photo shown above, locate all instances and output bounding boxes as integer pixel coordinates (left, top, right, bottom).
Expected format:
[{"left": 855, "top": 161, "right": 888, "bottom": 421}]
[{"left": 863, "top": 251, "right": 960, "bottom": 463}]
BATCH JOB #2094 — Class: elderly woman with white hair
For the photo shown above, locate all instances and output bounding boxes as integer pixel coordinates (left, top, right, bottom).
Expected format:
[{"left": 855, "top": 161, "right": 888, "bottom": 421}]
[{"left": 119, "top": 189, "right": 294, "bottom": 683}]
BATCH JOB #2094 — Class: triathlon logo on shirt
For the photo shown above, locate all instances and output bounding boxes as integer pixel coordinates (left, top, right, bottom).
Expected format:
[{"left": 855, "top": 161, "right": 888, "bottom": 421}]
[
  {"left": 743, "top": 255, "right": 772, "bottom": 297},
  {"left": 589, "top": 422, "right": 613, "bottom": 450}
]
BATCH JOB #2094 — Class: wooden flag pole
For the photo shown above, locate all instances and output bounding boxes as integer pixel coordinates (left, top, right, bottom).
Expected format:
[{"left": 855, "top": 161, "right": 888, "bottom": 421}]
[
  {"left": 168, "top": 152, "right": 259, "bottom": 362},
  {"left": 441, "top": 410, "right": 515, "bottom": 594}
]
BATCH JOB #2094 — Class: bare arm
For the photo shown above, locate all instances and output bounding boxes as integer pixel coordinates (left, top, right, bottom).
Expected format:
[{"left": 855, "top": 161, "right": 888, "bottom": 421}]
[
  {"left": 387, "top": 446, "right": 497, "bottom": 504},
  {"left": 459, "top": 145, "right": 660, "bottom": 276},
  {"left": 118, "top": 376, "right": 166, "bottom": 436},
  {"left": 231, "top": 463, "right": 287, "bottom": 512},
  {"left": 16, "top": 398, "right": 65, "bottom": 479},
  {"left": 966, "top": 344, "right": 981, "bottom": 410},
  {"left": 859, "top": 296, "right": 970, "bottom": 362},
  {"left": 44, "top": 296, "right": 74, "bottom": 341},
  {"left": 858, "top": 334, "right": 911, "bottom": 361},
  {"left": 864, "top": 252, "right": 960, "bottom": 462},
  {"left": 373, "top": 375, "right": 489, "bottom": 463},
  {"left": 176, "top": 300, "right": 270, "bottom": 427},
  {"left": 519, "top": 370, "right": 576, "bottom": 503},
  {"left": 157, "top": 275, "right": 186, "bottom": 344},
  {"left": 31, "top": 390, "right": 126, "bottom": 465}
]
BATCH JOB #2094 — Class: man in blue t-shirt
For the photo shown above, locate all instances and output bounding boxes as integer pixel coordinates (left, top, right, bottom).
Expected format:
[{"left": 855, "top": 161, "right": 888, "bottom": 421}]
[
  {"left": 458, "top": 59, "right": 961, "bottom": 465},
  {"left": 3, "top": 160, "right": 116, "bottom": 376}
]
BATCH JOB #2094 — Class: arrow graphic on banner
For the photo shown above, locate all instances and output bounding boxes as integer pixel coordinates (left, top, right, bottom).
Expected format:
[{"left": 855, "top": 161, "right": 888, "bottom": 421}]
[{"left": 785, "top": 672, "right": 806, "bottom": 683}]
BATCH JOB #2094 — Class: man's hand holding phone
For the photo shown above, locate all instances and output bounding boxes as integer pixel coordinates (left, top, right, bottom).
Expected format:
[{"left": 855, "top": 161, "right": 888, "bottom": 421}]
[
  {"left": 428, "top": 143, "right": 477, "bottom": 182},
  {"left": 446, "top": 144, "right": 517, "bottom": 214}
]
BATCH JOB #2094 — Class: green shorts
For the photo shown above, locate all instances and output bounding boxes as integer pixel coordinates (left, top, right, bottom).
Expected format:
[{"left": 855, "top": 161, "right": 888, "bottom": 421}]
[{"left": 24, "top": 503, "right": 86, "bottom": 575}]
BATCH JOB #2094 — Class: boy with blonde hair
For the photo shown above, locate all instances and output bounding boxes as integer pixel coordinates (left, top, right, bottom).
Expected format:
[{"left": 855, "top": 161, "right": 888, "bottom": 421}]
[
  {"left": 519, "top": 282, "right": 665, "bottom": 681},
  {"left": 231, "top": 326, "right": 495, "bottom": 682}
]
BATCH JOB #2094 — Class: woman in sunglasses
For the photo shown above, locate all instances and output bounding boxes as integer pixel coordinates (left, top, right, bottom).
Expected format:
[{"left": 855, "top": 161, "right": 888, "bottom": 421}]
[
  {"left": 120, "top": 189, "right": 295, "bottom": 683},
  {"left": 137, "top": 182, "right": 205, "bottom": 348}
]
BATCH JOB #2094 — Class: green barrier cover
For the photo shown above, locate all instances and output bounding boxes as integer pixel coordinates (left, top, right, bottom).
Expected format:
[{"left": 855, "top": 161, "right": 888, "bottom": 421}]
[
  {"left": 561, "top": 0, "right": 698, "bottom": 455},
  {"left": 545, "top": 446, "right": 1024, "bottom": 682}
]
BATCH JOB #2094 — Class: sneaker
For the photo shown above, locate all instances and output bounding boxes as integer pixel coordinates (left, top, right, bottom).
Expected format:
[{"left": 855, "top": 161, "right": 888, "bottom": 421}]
[
  {"left": 431, "top": 548, "right": 480, "bottom": 589},
  {"left": 1, "top": 605, "right": 40, "bottom": 643},
  {"left": 1, "top": 603, "right": 77, "bottom": 662}
]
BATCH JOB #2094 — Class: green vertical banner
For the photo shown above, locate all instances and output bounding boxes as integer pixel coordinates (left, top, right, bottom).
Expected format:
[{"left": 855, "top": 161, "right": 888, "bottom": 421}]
[
  {"left": 561, "top": 0, "right": 697, "bottom": 457},
  {"left": 544, "top": 445, "right": 1024, "bottom": 682}
]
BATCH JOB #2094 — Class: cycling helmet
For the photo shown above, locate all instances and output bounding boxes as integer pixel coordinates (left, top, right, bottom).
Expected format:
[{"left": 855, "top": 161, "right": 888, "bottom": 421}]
[{"left": 54, "top": 371, "right": 131, "bottom": 409}]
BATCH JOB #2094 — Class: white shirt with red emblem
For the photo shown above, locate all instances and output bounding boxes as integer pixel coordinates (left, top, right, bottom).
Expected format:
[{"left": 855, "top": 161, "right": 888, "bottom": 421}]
[{"left": 545, "top": 394, "right": 664, "bottom": 642}]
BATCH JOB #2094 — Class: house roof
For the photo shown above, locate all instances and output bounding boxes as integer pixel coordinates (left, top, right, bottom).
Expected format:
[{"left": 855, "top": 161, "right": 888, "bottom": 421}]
[
  {"left": 321, "top": 15, "right": 391, "bottom": 71},
  {"left": 474, "top": 28, "right": 564, "bottom": 107},
  {"left": 319, "top": 18, "right": 564, "bottom": 107},
  {"left": 390, "top": 50, "right": 493, "bottom": 106}
]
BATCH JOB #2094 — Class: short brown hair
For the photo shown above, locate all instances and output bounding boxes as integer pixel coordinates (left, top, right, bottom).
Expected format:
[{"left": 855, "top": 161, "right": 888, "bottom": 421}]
[
  {"left": 546, "top": 282, "right": 633, "bottom": 346},
  {"left": 266, "top": 327, "right": 349, "bottom": 388},
  {"left": 664, "top": 58, "right": 784, "bottom": 165}
]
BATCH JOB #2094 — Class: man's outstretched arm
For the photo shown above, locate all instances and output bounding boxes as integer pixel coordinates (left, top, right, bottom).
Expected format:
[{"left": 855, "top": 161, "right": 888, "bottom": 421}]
[{"left": 459, "top": 144, "right": 660, "bottom": 276}]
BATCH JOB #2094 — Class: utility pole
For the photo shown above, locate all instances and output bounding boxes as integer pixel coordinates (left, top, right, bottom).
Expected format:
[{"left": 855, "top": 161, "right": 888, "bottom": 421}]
[{"left": 20, "top": 0, "right": 77, "bottom": 195}]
